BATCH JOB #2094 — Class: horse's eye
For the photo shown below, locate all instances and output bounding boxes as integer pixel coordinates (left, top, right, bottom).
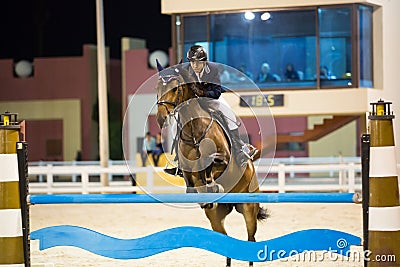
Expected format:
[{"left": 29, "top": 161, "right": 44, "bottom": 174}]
[{"left": 172, "top": 87, "right": 178, "bottom": 92}]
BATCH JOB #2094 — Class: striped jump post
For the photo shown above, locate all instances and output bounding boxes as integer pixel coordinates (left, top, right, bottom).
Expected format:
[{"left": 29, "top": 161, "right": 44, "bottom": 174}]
[
  {"left": 367, "top": 100, "right": 400, "bottom": 266},
  {"left": 0, "top": 112, "right": 29, "bottom": 267}
]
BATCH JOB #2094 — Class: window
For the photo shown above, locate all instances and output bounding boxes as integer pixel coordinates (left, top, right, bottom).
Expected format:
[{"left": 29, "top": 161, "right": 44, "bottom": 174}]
[
  {"left": 177, "top": 4, "right": 373, "bottom": 91},
  {"left": 318, "top": 7, "right": 353, "bottom": 88},
  {"left": 359, "top": 5, "right": 373, "bottom": 87}
]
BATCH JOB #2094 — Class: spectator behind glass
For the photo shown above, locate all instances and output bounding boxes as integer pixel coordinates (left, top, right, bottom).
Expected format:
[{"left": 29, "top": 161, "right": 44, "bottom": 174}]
[
  {"left": 284, "top": 63, "right": 300, "bottom": 81},
  {"left": 218, "top": 64, "right": 231, "bottom": 83},
  {"left": 235, "top": 64, "right": 254, "bottom": 82},
  {"left": 257, "top": 62, "right": 279, "bottom": 83},
  {"left": 319, "top": 65, "right": 333, "bottom": 80}
]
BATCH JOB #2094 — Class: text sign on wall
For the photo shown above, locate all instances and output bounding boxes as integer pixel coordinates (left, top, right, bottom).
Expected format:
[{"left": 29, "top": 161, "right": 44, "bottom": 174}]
[{"left": 239, "top": 94, "right": 284, "bottom": 107}]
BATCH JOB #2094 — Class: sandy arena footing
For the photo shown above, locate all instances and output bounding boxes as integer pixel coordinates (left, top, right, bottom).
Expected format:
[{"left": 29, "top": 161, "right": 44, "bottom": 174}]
[{"left": 30, "top": 202, "right": 363, "bottom": 267}]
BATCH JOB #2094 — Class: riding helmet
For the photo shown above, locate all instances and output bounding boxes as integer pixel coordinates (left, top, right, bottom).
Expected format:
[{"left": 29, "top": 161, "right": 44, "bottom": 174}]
[{"left": 187, "top": 45, "right": 207, "bottom": 61}]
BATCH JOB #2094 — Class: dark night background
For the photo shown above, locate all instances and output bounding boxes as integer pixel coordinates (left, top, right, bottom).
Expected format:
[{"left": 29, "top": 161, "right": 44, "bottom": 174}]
[{"left": 0, "top": 1, "right": 171, "bottom": 60}]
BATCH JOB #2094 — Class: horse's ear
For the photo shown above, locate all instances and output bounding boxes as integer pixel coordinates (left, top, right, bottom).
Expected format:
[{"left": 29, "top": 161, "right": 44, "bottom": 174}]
[{"left": 156, "top": 59, "right": 164, "bottom": 72}]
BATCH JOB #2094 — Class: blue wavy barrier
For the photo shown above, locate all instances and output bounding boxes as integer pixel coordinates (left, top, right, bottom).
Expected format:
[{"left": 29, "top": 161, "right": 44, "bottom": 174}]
[{"left": 31, "top": 226, "right": 361, "bottom": 262}]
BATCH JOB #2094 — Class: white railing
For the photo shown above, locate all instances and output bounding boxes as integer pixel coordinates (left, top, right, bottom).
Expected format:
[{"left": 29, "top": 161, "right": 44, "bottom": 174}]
[
  {"left": 27, "top": 157, "right": 365, "bottom": 194},
  {"left": 257, "top": 162, "right": 361, "bottom": 193},
  {"left": 256, "top": 156, "right": 362, "bottom": 192},
  {"left": 29, "top": 160, "right": 131, "bottom": 183},
  {"left": 28, "top": 163, "right": 185, "bottom": 194}
]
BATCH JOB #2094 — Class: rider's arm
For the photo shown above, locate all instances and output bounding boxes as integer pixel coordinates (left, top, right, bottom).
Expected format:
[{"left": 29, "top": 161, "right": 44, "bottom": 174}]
[
  {"left": 203, "top": 64, "right": 223, "bottom": 99},
  {"left": 204, "top": 83, "right": 222, "bottom": 99}
]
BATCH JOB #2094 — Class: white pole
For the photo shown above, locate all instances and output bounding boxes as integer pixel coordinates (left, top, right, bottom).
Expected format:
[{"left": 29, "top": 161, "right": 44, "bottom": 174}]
[{"left": 95, "top": 0, "right": 109, "bottom": 187}]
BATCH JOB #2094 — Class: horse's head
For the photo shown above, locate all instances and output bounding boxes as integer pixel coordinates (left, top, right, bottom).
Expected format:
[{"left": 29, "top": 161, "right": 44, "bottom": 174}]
[{"left": 155, "top": 60, "right": 197, "bottom": 128}]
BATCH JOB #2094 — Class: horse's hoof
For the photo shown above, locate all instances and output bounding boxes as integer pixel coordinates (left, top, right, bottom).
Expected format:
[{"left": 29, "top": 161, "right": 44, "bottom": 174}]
[
  {"left": 200, "top": 203, "right": 216, "bottom": 209},
  {"left": 186, "top": 187, "right": 197, "bottom": 193}
]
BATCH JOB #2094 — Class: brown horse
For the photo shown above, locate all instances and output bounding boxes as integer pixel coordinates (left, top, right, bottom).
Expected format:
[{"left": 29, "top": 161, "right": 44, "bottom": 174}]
[{"left": 155, "top": 63, "right": 268, "bottom": 267}]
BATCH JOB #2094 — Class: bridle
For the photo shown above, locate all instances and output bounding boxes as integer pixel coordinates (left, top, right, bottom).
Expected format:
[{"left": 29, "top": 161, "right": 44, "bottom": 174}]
[{"left": 156, "top": 74, "right": 182, "bottom": 116}]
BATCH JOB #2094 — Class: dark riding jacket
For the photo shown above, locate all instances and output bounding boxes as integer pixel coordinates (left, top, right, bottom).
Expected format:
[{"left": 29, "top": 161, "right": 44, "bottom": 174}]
[{"left": 185, "top": 61, "right": 226, "bottom": 99}]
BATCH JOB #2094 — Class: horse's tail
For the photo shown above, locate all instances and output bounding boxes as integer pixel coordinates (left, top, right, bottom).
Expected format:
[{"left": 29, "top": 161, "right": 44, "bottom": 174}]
[{"left": 257, "top": 206, "right": 270, "bottom": 221}]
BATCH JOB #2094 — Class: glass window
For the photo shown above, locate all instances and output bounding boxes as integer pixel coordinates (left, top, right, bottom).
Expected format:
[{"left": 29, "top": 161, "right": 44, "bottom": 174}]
[
  {"left": 359, "top": 5, "right": 373, "bottom": 87},
  {"left": 183, "top": 16, "right": 209, "bottom": 60},
  {"left": 208, "top": 10, "right": 317, "bottom": 90},
  {"left": 318, "top": 7, "right": 353, "bottom": 88},
  {"left": 178, "top": 4, "right": 373, "bottom": 91}
]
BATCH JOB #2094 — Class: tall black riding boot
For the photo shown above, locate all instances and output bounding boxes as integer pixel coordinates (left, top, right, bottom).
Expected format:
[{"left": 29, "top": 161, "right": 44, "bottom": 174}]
[
  {"left": 230, "top": 129, "right": 259, "bottom": 166},
  {"left": 163, "top": 137, "right": 184, "bottom": 177},
  {"left": 230, "top": 128, "right": 249, "bottom": 168}
]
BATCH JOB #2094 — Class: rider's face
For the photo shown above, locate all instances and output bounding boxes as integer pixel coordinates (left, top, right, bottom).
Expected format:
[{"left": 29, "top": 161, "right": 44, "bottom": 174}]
[{"left": 190, "top": 60, "right": 205, "bottom": 74}]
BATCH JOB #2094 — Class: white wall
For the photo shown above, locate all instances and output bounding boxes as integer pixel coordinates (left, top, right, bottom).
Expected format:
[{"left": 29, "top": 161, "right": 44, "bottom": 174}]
[
  {"left": 308, "top": 116, "right": 357, "bottom": 157},
  {"left": 368, "top": 1, "right": 400, "bottom": 164}
]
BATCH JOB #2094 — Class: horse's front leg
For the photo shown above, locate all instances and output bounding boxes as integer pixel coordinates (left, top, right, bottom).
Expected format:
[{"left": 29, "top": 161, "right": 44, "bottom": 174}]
[
  {"left": 182, "top": 171, "right": 197, "bottom": 193},
  {"left": 204, "top": 204, "right": 233, "bottom": 267},
  {"left": 204, "top": 161, "right": 224, "bottom": 193},
  {"left": 235, "top": 203, "right": 260, "bottom": 267}
]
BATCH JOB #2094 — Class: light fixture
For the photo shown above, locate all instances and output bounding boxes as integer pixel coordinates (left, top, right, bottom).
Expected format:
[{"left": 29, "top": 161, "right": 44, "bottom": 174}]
[
  {"left": 261, "top": 12, "right": 271, "bottom": 21},
  {"left": 244, "top": 11, "right": 255, "bottom": 21},
  {"left": 14, "top": 60, "right": 33, "bottom": 78},
  {"left": 149, "top": 50, "right": 169, "bottom": 69}
]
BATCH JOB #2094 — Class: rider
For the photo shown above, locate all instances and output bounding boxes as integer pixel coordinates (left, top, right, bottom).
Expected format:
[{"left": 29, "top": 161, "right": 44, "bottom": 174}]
[{"left": 164, "top": 45, "right": 258, "bottom": 176}]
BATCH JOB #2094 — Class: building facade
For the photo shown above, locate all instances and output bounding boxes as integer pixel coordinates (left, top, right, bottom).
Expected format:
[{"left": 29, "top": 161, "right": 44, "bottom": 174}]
[{"left": 159, "top": 0, "right": 400, "bottom": 161}]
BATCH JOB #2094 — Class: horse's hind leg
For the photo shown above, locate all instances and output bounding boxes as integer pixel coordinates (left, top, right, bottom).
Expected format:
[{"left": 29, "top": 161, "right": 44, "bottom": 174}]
[
  {"left": 204, "top": 204, "right": 233, "bottom": 267},
  {"left": 235, "top": 203, "right": 260, "bottom": 266}
]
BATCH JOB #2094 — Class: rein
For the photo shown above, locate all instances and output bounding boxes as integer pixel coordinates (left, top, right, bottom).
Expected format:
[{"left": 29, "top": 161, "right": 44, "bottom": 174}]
[{"left": 179, "top": 115, "right": 214, "bottom": 149}]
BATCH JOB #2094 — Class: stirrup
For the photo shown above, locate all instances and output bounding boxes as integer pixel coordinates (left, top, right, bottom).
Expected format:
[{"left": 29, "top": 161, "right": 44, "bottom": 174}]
[
  {"left": 242, "top": 144, "right": 259, "bottom": 160},
  {"left": 164, "top": 167, "right": 184, "bottom": 177}
]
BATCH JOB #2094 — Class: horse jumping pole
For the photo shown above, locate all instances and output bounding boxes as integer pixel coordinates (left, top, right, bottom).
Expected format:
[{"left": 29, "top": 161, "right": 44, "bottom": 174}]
[
  {"left": 28, "top": 192, "right": 356, "bottom": 204},
  {"left": 0, "top": 112, "right": 29, "bottom": 267},
  {"left": 367, "top": 100, "right": 400, "bottom": 266}
]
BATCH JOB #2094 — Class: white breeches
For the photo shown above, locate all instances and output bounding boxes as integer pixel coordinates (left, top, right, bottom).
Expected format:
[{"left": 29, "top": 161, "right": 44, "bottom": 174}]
[{"left": 207, "top": 97, "right": 238, "bottom": 130}]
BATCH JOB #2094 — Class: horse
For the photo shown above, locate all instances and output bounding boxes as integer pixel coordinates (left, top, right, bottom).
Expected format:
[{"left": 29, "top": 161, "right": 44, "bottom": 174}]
[{"left": 155, "top": 62, "right": 269, "bottom": 267}]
